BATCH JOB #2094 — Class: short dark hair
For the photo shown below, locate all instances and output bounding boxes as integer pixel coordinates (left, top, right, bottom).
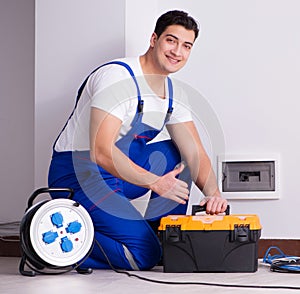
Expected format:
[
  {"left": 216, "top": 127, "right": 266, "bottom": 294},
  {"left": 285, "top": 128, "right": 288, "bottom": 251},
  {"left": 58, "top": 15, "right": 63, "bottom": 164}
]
[{"left": 154, "top": 10, "right": 199, "bottom": 41}]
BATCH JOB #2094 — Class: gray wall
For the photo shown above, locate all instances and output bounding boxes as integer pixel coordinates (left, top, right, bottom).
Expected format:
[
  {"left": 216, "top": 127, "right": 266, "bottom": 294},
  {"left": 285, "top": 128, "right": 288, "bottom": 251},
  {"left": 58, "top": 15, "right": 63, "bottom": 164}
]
[
  {"left": 0, "top": 0, "right": 125, "bottom": 223},
  {"left": 0, "top": 0, "right": 35, "bottom": 222}
]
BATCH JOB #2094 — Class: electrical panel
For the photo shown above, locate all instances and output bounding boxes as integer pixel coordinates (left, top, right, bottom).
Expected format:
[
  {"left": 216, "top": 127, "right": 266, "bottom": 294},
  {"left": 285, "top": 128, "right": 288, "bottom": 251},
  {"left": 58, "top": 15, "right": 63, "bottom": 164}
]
[{"left": 217, "top": 155, "right": 280, "bottom": 199}]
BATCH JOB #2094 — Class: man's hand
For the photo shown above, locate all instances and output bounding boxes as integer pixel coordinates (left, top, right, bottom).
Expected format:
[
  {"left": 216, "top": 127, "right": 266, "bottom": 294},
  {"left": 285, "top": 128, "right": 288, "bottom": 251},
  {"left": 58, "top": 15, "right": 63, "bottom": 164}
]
[
  {"left": 150, "top": 163, "right": 189, "bottom": 204},
  {"left": 200, "top": 196, "right": 228, "bottom": 215}
]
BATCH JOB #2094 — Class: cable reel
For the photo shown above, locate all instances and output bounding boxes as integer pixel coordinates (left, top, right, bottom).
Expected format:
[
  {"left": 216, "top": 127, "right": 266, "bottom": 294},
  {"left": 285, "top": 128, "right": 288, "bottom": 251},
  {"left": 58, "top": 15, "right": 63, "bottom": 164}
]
[{"left": 19, "top": 187, "right": 94, "bottom": 276}]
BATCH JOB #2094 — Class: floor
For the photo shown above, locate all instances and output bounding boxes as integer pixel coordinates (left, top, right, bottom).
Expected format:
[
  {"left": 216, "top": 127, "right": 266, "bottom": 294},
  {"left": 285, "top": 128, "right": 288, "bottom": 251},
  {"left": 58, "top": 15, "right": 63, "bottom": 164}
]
[{"left": 1, "top": 257, "right": 300, "bottom": 294}]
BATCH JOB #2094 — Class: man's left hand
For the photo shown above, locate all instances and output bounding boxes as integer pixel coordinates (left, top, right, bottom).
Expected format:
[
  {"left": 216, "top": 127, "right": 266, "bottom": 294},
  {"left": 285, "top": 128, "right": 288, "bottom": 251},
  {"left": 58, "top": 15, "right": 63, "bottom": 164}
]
[{"left": 199, "top": 196, "right": 228, "bottom": 215}]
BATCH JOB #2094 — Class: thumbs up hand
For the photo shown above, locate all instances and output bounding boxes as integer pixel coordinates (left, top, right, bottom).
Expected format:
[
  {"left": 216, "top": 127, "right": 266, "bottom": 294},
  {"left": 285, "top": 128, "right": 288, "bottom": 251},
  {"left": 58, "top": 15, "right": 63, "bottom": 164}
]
[{"left": 150, "top": 162, "right": 189, "bottom": 204}]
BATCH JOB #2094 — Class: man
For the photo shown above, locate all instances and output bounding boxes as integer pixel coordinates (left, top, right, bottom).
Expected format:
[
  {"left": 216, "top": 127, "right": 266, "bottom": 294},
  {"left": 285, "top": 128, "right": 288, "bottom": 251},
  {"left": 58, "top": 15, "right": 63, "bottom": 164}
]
[{"left": 48, "top": 10, "right": 227, "bottom": 271}]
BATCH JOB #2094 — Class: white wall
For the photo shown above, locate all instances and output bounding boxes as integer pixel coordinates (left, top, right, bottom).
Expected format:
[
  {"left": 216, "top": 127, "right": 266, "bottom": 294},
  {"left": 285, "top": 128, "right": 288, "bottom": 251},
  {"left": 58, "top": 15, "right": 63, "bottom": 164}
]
[
  {"left": 0, "top": 0, "right": 35, "bottom": 222},
  {"left": 126, "top": 0, "right": 300, "bottom": 238},
  {"left": 5, "top": 0, "right": 298, "bottom": 239},
  {"left": 35, "top": 0, "right": 126, "bottom": 188}
]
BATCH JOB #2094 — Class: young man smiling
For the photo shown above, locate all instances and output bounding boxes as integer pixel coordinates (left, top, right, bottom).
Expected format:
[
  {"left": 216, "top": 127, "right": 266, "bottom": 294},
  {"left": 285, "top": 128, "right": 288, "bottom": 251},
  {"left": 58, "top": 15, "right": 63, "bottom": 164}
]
[
  {"left": 48, "top": 10, "right": 227, "bottom": 271},
  {"left": 142, "top": 24, "right": 195, "bottom": 75}
]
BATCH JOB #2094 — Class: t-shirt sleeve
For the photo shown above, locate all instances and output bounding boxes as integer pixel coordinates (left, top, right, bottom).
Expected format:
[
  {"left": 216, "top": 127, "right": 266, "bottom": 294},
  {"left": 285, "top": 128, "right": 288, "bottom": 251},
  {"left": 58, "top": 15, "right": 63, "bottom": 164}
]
[{"left": 89, "top": 65, "right": 137, "bottom": 121}]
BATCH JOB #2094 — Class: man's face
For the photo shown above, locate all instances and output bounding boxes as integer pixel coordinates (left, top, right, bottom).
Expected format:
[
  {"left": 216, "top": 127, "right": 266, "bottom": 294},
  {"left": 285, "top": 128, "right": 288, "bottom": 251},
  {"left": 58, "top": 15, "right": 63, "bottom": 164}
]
[{"left": 150, "top": 24, "right": 195, "bottom": 75}]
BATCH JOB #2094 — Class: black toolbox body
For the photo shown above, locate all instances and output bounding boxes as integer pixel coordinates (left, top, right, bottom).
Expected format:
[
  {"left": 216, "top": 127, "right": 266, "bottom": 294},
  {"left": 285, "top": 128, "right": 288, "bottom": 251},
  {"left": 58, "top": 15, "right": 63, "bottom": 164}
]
[{"left": 159, "top": 207, "right": 262, "bottom": 273}]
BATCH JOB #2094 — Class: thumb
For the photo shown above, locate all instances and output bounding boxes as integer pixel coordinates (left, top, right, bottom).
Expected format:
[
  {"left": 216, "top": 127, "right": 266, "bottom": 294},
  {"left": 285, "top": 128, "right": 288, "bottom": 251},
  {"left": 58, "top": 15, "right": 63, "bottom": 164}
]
[
  {"left": 173, "top": 162, "right": 185, "bottom": 176},
  {"left": 200, "top": 196, "right": 209, "bottom": 206},
  {"left": 199, "top": 198, "right": 206, "bottom": 206}
]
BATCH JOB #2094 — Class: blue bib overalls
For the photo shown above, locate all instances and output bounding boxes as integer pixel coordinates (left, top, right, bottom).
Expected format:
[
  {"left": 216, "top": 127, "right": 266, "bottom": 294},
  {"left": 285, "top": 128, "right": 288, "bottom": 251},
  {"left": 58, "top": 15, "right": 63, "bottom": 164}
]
[{"left": 48, "top": 62, "right": 191, "bottom": 270}]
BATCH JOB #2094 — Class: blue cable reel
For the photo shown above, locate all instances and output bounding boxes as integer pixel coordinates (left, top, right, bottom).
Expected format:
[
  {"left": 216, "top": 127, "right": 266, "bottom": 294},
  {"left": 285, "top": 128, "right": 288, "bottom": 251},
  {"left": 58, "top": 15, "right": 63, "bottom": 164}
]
[{"left": 19, "top": 187, "right": 94, "bottom": 276}]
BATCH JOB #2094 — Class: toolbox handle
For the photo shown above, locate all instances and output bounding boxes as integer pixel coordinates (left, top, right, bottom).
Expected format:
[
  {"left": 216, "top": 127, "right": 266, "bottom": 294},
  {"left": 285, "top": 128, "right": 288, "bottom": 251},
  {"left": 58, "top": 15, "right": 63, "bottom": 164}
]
[{"left": 192, "top": 204, "right": 230, "bottom": 216}]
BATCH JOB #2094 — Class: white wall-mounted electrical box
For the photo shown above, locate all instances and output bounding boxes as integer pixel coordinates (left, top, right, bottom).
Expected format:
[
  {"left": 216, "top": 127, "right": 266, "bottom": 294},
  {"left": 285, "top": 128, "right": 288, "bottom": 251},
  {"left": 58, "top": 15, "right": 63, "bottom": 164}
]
[{"left": 217, "top": 154, "right": 280, "bottom": 200}]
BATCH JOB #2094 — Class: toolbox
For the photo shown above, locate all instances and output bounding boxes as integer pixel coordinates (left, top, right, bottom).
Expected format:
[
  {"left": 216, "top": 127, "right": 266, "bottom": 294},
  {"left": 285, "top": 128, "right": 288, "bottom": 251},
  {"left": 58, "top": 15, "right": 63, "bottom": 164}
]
[{"left": 158, "top": 205, "right": 262, "bottom": 273}]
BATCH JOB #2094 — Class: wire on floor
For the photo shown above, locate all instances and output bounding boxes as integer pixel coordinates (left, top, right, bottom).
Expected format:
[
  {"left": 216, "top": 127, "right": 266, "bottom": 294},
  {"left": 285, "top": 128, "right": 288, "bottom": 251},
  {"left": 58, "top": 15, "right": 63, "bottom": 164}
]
[{"left": 94, "top": 239, "right": 300, "bottom": 290}]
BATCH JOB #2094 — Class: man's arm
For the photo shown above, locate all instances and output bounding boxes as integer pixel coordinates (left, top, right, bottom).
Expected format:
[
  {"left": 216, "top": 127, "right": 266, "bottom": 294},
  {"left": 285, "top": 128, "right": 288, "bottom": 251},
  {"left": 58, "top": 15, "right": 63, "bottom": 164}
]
[
  {"left": 89, "top": 107, "right": 189, "bottom": 204},
  {"left": 167, "top": 121, "right": 227, "bottom": 214}
]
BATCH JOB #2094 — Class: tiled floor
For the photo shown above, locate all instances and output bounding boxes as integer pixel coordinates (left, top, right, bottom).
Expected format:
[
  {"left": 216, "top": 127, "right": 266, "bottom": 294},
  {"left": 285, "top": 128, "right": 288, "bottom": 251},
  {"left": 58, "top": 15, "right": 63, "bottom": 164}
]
[{"left": 1, "top": 257, "right": 300, "bottom": 294}]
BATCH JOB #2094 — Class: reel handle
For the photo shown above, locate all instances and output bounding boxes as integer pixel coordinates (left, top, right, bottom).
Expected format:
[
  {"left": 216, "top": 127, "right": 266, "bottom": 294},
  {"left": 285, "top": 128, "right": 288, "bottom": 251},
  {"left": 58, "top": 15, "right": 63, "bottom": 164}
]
[{"left": 27, "top": 187, "right": 74, "bottom": 209}]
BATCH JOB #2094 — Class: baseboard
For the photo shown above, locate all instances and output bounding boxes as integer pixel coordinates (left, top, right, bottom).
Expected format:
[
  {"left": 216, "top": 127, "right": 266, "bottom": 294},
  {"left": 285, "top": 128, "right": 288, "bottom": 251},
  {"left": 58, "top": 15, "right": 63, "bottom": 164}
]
[
  {"left": 1, "top": 237, "right": 299, "bottom": 258},
  {"left": 258, "top": 239, "right": 300, "bottom": 258},
  {"left": 0, "top": 236, "right": 21, "bottom": 257}
]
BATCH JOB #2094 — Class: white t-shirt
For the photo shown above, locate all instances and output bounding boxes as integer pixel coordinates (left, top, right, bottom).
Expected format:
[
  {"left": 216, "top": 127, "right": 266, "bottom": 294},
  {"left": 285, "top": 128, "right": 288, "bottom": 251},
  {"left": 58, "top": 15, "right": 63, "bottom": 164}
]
[{"left": 54, "top": 57, "right": 193, "bottom": 152}]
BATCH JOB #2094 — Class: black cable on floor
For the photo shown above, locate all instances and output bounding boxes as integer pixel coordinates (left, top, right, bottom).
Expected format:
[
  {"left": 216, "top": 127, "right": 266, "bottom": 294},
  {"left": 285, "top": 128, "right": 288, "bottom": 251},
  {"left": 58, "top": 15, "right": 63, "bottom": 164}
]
[{"left": 94, "top": 239, "right": 300, "bottom": 291}]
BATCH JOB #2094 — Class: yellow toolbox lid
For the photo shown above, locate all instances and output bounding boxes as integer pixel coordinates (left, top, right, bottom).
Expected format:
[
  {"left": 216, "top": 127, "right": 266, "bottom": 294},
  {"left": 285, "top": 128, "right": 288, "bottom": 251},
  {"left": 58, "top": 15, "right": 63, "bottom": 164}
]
[{"left": 159, "top": 214, "right": 262, "bottom": 231}]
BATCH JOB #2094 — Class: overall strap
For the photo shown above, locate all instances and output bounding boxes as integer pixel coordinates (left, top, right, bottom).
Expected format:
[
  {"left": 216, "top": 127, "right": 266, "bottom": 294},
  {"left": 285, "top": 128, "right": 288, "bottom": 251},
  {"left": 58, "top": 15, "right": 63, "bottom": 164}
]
[
  {"left": 76, "top": 61, "right": 143, "bottom": 113},
  {"left": 165, "top": 77, "right": 174, "bottom": 123}
]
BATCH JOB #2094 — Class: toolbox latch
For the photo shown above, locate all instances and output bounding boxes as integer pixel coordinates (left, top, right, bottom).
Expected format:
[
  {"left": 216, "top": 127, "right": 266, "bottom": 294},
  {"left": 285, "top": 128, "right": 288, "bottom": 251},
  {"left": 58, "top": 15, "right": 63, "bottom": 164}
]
[
  {"left": 231, "top": 224, "right": 250, "bottom": 243},
  {"left": 165, "top": 225, "right": 182, "bottom": 243}
]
